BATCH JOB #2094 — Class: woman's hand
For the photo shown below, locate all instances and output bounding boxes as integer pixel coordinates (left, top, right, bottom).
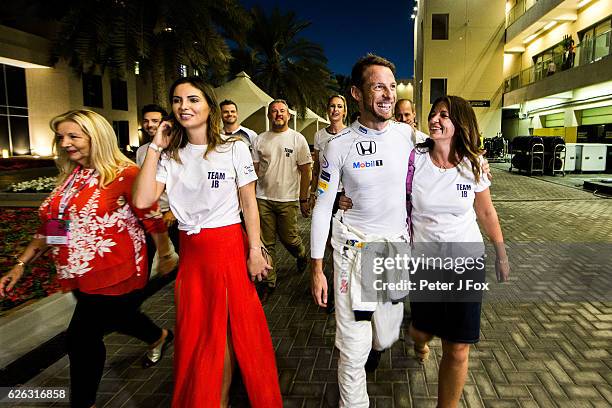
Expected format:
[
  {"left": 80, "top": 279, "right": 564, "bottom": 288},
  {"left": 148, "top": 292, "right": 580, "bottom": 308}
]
[
  {"left": 247, "top": 248, "right": 272, "bottom": 282},
  {"left": 337, "top": 194, "right": 353, "bottom": 211},
  {"left": 0, "top": 265, "right": 25, "bottom": 297},
  {"left": 162, "top": 210, "right": 177, "bottom": 228},
  {"left": 151, "top": 120, "right": 174, "bottom": 149},
  {"left": 495, "top": 256, "right": 510, "bottom": 283}
]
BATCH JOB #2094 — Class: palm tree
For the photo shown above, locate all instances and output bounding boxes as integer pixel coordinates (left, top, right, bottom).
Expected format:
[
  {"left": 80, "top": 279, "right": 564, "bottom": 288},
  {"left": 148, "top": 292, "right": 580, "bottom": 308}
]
[
  {"left": 50, "top": 0, "right": 251, "bottom": 108},
  {"left": 230, "top": 6, "right": 335, "bottom": 117}
]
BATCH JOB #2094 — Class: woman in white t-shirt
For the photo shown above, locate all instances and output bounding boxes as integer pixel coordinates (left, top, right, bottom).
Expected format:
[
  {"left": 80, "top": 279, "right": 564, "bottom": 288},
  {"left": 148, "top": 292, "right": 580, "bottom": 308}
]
[
  {"left": 408, "top": 95, "right": 509, "bottom": 407},
  {"left": 309, "top": 94, "right": 348, "bottom": 212},
  {"left": 133, "top": 77, "right": 281, "bottom": 408}
]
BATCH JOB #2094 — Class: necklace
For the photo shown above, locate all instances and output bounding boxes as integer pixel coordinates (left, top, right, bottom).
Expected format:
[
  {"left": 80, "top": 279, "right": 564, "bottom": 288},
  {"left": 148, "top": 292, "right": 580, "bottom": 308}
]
[{"left": 430, "top": 155, "right": 452, "bottom": 173}]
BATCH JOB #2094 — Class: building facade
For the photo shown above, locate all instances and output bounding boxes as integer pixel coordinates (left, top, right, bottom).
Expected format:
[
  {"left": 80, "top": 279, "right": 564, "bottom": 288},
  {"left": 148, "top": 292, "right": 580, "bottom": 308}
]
[
  {"left": 414, "top": 0, "right": 611, "bottom": 144},
  {"left": 502, "top": 0, "right": 612, "bottom": 143},
  {"left": 0, "top": 25, "right": 140, "bottom": 157},
  {"left": 413, "top": 0, "right": 506, "bottom": 137}
]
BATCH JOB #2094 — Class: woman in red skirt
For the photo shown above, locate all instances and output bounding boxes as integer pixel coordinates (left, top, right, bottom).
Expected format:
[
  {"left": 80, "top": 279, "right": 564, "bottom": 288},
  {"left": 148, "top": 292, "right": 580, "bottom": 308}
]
[{"left": 133, "top": 76, "right": 282, "bottom": 407}]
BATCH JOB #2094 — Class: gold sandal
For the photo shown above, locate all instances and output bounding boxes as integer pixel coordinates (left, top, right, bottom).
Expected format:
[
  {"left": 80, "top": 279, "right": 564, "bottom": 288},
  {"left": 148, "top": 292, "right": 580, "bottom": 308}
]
[{"left": 413, "top": 343, "right": 430, "bottom": 364}]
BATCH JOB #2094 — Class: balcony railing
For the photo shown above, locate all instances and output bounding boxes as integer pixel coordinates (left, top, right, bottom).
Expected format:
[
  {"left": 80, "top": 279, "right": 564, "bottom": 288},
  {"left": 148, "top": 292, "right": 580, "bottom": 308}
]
[
  {"left": 506, "top": 0, "right": 538, "bottom": 27},
  {"left": 503, "top": 31, "right": 611, "bottom": 93}
]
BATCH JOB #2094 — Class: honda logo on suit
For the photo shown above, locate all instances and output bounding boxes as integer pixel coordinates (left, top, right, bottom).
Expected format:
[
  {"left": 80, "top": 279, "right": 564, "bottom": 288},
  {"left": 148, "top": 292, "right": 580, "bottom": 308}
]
[{"left": 356, "top": 141, "right": 376, "bottom": 156}]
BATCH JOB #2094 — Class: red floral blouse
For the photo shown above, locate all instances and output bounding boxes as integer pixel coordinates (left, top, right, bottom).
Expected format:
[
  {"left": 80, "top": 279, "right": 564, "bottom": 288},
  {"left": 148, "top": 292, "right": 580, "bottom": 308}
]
[{"left": 36, "top": 165, "right": 166, "bottom": 295}]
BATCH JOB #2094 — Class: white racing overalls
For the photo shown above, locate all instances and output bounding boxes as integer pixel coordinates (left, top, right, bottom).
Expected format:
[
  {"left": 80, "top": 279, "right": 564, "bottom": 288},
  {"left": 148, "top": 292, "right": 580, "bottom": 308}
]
[{"left": 331, "top": 213, "right": 408, "bottom": 408}]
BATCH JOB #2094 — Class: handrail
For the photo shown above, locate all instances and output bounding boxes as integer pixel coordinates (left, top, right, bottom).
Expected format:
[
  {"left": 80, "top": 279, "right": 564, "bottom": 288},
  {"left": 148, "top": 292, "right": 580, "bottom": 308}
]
[{"left": 503, "top": 30, "right": 611, "bottom": 93}]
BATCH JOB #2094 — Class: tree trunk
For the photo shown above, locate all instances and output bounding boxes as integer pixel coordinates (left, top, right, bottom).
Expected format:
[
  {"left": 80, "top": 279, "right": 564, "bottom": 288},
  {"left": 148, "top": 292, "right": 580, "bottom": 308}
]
[{"left": 151, "top": 44, "right": 167, "bottom": 110}]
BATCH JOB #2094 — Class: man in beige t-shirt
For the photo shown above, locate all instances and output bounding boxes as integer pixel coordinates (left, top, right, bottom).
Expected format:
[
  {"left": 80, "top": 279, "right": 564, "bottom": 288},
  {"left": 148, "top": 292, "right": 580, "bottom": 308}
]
[{"left": 253, "top": 99, "right": 312, "bottom": 293}]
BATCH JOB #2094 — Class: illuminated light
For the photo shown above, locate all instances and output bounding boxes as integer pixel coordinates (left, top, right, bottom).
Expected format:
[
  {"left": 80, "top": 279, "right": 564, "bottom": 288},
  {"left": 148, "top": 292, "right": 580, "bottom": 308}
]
[
  {"left": 0, "top": 57, "right": 51, "bottom": 69},
  {"left": 2, "top": 149, "right": 8, "bottom": 158},
  {"left": 523, "top": 33, "right": 538, "bottom": 44},
  {"left": 134, "top": 61, "right": 140, "bottom": 75},
  {"left": 543, "top": 21, "right": 557, "bottom": 30},
  {"left": 411, "top": 14, "right": 416, "bottom": 19},
  {"left": 577, "top": 0, "right": 594, "bottom": 8},
  {"left": 414, "top": 6, "right": 418, "bottom": 11}
]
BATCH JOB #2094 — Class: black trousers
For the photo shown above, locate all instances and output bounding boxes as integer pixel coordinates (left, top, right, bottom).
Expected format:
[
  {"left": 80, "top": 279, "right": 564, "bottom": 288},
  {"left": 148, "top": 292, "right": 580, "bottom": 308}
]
[{"left": 67, "top": 289, "right": 162, "bottom": 408}]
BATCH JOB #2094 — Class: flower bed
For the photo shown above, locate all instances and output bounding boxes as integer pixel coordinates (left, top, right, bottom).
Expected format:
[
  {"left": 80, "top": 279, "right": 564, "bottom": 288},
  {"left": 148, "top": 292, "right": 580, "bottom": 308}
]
[
  {"left": 0, "top": 208, "right": 59, "bottom": 315},
  {"left": 7, "top": 176, "right": 57, "bottom": 193}
]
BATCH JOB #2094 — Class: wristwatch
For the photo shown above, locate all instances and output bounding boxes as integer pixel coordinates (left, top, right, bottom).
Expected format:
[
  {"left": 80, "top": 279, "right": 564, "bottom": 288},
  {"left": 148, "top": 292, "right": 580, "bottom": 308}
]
[{"left": 148, "top": 142, "right": 163, "bottom": 153}]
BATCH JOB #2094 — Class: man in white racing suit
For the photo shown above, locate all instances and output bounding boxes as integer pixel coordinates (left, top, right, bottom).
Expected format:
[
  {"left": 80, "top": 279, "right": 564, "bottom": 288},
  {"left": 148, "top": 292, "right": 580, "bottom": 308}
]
[{"left": 310, "top": 54, "right": 418, "bottom": 408}]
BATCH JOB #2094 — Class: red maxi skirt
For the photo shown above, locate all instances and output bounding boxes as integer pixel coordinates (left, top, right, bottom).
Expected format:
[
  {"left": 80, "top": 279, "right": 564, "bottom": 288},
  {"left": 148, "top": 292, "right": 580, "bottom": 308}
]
[{"left": 172, "top": 223, "right": 282, "bottom": 407}]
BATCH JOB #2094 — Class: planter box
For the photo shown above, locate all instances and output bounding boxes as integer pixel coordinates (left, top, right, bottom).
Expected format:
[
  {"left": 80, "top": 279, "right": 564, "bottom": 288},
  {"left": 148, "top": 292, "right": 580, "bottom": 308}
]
[{"left": 0, "top": 292, "right": 75, "bottom": 369}]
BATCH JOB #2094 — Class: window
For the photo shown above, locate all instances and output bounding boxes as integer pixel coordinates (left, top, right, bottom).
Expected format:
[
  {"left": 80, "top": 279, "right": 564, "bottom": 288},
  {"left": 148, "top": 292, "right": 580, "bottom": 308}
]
[
  {"left": 113, "top": 121, "right": 130, "bottom": 149},
  {"left": 111, "top": 79, "right": 128, "bottom": 111},
  {"left": 82, "top": 74, "right": 103, "bottom": 108},
  {"left": 579, "top": 18, "right": 611, "bottom": 64},
  {"left": 0, "top": 64, "right": 30, "bottom": 155},
  {"left": 432, "top": 14, "right": 449, "bottom": 40},
  {"left": 430, "top": 78, "right": 447, "bottom": 103}
]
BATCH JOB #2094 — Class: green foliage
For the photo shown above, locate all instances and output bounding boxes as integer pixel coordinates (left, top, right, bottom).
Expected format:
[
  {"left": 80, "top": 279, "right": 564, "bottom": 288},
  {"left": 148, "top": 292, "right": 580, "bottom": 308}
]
[
  {"left": 50, "top": 0, "right": 252, "bottom": 98},
  {"left": 230, "top": 6, "right": 336, "bottom": 117}
]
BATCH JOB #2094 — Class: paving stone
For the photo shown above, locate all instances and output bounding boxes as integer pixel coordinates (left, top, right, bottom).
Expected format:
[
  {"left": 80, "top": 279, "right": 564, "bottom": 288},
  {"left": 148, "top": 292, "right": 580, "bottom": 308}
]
[{"left": 10, "top": 167, "right": 612, "bottom": 407}]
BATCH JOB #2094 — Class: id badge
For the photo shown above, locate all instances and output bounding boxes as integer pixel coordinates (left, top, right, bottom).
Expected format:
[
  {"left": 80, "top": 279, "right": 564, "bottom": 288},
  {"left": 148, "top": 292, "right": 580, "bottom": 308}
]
[{"left": 46, "top": 219, "right": 70, "bottom": 245}]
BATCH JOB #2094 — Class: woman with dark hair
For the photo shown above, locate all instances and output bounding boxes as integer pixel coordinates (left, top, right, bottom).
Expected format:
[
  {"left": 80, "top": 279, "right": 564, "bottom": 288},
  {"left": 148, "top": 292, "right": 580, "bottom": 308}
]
[
  {"left": 408, "top": 95, "right": 509, "bottom": 407},
  {"left": 133, "top": 77, "right": 281, "bottom": 407},
  {"left": 0, "top": 109, "right": 172, "bottom": 408}
]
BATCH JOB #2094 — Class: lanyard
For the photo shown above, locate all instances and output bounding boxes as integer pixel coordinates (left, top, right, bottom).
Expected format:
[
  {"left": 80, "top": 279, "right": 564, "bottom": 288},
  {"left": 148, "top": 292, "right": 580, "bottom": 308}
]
[{"left": 53, "top": 166, "right": 97, "bottom": 219}]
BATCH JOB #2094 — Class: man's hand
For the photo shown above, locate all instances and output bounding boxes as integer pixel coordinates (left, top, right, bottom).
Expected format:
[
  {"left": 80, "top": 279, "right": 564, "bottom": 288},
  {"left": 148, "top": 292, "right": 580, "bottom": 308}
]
[
  {"left": 162, "top": 210, "right": 177, "bottom": 227},
  {"left": 300, "top": 201, "right": 310, "bottom": 218},
  {"left": 337, "top": 194, "right": 353, "bottom": 211},
  {"left": 310, "top": 260, "right": 328, "bottom": 307}
]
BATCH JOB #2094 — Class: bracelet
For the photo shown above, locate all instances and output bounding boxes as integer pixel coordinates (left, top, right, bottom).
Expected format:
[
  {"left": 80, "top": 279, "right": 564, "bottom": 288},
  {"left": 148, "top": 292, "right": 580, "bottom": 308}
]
[
  {"left": 148, "top": 142, "right": 163, "bottom": 153},
  {"left": 495, "top": 258, "right": 509, "bottom": 264},
  {"left": 14, "top": 256, "right": 26, "bottom": 267}
]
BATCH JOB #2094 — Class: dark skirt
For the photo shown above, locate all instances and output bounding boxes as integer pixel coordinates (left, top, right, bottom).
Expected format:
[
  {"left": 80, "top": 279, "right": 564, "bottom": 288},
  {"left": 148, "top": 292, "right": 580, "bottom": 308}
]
[{"left": 410, "top": 301, "right": 482, "bottom": 344}]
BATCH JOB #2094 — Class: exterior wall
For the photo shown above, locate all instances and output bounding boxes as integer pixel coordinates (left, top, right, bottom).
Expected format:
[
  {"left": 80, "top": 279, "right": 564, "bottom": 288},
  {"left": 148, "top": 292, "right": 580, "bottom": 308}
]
[
  {"left": 505, "top": 1, "right": 612, "bottom": 78},
  {"left": 415, "top": 0, "right": 504, "bottom": 137},
  {"left": 1, "top": 25, "right": 140, "bottom": 156},
  {"left": 502, "top": 0, "right": 612, "bottom": 144}
]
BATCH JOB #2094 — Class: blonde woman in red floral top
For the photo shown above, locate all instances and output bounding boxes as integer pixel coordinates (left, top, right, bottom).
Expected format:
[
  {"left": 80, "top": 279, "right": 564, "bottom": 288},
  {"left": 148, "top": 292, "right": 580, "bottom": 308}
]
[{"left": 0, "top": 110, "right": 173, "bottom": 408}]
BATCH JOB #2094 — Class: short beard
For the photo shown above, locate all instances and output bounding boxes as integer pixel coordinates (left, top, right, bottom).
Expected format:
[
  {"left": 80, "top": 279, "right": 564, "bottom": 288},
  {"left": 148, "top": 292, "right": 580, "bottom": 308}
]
[{"left": 365, "top": 105, "right": 391, "bottom": 123}]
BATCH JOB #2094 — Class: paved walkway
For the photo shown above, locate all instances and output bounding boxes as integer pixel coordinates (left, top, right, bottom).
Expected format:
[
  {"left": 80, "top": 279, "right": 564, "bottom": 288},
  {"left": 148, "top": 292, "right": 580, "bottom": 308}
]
[{"left": 8, "top": 167, "right": 612, "bottom": 407}]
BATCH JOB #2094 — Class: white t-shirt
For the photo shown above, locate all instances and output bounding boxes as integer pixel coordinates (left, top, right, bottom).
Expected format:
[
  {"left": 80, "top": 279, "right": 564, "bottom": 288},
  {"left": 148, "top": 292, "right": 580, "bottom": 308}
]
[
  {"left": 314, "top": 127, "right": 337, "bottom": 152},
  {"left": 414, "top": 129, "right": 429, "bottom": 145},
  {"left": 136, "top": 142, "right": 170, "bottom": 212},
  {"left": 314, "top": 127, "right": 345, "bottom": 192},
  {"left": 411, "top": 153, "right": 490, "bottom": 244},
  {"left": 156, "top": 141, "right": 257, "bottom": 234},
  {"left": 310, "top": 121, "right": 416, "bottom": 258},
  {"left": 252, "top": 128, "right": 312, "bottom": 201},
  {"left": 223, "top": 125, "right": 258, "bottom": 153}
]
